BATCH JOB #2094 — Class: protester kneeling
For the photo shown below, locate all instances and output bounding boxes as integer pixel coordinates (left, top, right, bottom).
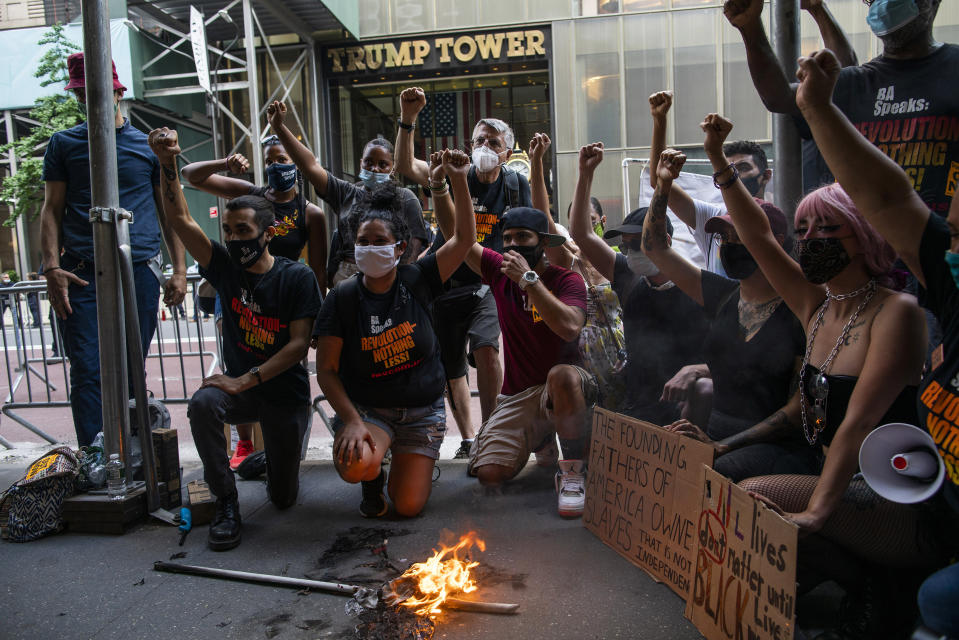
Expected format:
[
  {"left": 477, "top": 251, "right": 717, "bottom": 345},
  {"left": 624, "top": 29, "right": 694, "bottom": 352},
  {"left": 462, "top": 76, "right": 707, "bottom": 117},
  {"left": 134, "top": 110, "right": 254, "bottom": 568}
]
[
  {"left": 314, "top": 151, "right": 476, "bottom": 518},
  {"left": 148, "top": 127, "right": 321, "bottom": 552},
  {"left": 431, "top": 204, "right": 592, "bottom": 517}
]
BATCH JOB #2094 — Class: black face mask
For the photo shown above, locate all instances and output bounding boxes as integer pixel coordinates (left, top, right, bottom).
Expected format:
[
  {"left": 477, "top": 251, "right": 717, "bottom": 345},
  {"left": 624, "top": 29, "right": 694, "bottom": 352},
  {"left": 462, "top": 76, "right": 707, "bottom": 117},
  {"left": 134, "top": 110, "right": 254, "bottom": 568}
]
[
  {"left": 740, "top": 174, "right": 762, "bottom": 197},
  {"left": 504, "top": 244, "right": 543, "bottom": 270},
  {"left": 720, "top": 243, "right": 759, "bottom": 280},
  {"left": 227, "top": 232, "right": 268, "bottom": 269},
  {"left": 797, "top": 237, "right": 851, "bottom": 284}
]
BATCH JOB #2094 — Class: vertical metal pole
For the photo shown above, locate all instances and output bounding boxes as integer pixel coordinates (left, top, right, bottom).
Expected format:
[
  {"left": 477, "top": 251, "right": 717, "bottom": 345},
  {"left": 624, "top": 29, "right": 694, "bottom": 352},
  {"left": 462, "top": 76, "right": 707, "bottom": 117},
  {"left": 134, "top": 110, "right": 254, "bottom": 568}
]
[
  {"left": 210, "top": 91, "right": 224, "bottom": 242},
  {"left": 242, "top": 0, "right": 263, "bottom": 183},
  {"left": 82, "top": 0, "right": 131, "bottom": 463},
  {"left": 307, "top": 42, "right": 322, "bottom": 165},
  {"left": 771, "top": 0, "right": 803, "bottom": 223},
  {"left": 4, "top": 111, "right": 29, "bottom": 279}
]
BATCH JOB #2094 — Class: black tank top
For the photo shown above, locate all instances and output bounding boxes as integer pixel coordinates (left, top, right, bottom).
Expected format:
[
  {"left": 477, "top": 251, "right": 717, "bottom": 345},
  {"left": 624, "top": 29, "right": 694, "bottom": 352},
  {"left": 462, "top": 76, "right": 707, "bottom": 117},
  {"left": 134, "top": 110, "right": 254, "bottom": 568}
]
[
  {"left": 249, "top": 184, "right": 309, "bottom": 261},
  {"left": 801, "top": 363, "right": 919, "bottom": 447}
]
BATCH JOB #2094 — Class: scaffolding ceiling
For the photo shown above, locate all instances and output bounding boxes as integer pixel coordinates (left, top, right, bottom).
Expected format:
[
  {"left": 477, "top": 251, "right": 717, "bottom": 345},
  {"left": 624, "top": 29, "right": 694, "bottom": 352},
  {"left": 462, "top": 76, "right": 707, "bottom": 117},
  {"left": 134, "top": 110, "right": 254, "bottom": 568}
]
[{"left": 128, "top": 0, "right": 352, "bottom": 42}]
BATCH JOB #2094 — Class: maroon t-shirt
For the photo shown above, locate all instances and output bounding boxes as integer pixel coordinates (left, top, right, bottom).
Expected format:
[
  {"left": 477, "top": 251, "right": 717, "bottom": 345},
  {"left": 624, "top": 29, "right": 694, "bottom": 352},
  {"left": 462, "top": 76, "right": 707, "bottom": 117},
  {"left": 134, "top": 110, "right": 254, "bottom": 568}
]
[{"left": 480, "top": 248, "right": 586, "bottom": 395}]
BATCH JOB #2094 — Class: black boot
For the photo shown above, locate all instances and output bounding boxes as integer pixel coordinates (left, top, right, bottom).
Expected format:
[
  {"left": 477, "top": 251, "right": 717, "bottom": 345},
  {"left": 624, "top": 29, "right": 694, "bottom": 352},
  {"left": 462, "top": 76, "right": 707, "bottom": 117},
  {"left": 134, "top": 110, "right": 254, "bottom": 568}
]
[
  {"left": 208, "top": 494, "right": 242, "bottom": 551},
  {"left": 359, "top": 468, "right": 388, "bottom": 518}
]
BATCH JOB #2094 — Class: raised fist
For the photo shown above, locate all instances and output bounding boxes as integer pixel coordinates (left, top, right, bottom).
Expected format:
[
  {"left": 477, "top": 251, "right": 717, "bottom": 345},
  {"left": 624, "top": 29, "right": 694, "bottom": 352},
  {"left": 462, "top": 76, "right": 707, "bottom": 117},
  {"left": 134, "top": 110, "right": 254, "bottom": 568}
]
[
  {"left": 399, "top": 87, "right": 427, "bottom": 120},
  {"left": 226, "top": 153, "right": 249, "bottom": 174},
  {"left": 658, "top": 148, "right": 687, "bottom": 182},
  {"left": 649, "top": 91, "right": 673, "bottom": 119},
  {"left": 700, "top": 113, "right": 734, "bottom": 156},
  {"left": 528, "top": 132, "right": 551, "bottom": 161},
  {"left": 578, "top": 142, "right": 604, "bottom": 174},
  {"left": 266, "top": 100, "right": 287, "bottom": 129},
  {"left": 723, "top": 0, "right": 763, "bottom": 29},
  {"left": 795, "top": 49, "right": 841, "bottom": 113},
  {"left": 148, "top": 127, "right": 180, "bottom": 161}
]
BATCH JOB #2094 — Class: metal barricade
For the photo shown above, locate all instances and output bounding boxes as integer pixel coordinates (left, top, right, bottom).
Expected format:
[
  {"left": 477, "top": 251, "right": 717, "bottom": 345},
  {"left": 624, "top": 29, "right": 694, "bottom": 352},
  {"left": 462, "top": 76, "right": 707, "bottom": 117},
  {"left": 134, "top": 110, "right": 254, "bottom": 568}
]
[{"left": 0, "top": 274, "right": 219, "bottom": 449}]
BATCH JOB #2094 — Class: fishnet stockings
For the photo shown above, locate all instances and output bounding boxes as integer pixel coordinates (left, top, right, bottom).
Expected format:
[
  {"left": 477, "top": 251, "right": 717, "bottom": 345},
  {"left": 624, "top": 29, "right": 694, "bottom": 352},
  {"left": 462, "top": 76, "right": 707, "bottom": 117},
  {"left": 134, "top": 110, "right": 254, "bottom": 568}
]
[{"left": 739, "top": 474, "right": 950, "bottom": 568}]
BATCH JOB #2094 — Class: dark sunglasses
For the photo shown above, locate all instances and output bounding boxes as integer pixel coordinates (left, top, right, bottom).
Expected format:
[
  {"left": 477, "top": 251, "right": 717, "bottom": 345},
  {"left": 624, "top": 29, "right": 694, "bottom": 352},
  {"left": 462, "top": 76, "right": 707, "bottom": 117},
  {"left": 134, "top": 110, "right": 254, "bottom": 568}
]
[{"left": 618, "top": 238, "right": 644, "bottom": 254}]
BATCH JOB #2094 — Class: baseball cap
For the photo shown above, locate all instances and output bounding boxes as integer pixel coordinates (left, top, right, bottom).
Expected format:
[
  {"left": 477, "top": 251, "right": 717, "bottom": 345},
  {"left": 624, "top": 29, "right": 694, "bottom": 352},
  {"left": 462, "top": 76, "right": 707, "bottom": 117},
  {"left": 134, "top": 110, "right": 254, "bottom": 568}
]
[{"left": 501, "top": 207, "right": 566, "bottom": 247}]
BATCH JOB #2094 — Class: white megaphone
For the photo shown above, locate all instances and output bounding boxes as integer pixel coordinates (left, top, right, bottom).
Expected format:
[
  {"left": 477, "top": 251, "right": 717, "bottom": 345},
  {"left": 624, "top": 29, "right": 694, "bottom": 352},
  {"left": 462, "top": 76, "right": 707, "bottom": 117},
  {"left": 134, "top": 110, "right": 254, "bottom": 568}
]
[{"left": 859, "top": 423, "right": 945, "bottom": 504}]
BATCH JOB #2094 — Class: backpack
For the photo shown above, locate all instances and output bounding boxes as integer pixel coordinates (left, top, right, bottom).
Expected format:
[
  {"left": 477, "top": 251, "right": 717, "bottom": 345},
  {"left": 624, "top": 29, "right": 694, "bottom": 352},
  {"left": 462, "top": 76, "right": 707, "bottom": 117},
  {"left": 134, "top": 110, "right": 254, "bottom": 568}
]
[
  {"left": 0, "top": 446, "right": 79, "bottom": 542},
  {"left": 333, "top": 267, "right": 434, "bottom": 320}
]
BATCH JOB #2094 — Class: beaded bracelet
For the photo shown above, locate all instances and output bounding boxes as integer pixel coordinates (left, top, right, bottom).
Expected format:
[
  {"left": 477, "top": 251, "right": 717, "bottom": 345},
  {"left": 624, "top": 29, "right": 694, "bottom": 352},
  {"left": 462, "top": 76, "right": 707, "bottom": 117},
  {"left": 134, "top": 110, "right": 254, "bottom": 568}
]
[{"left": 713, "top": 164, "right": 740, "bottom": 190}]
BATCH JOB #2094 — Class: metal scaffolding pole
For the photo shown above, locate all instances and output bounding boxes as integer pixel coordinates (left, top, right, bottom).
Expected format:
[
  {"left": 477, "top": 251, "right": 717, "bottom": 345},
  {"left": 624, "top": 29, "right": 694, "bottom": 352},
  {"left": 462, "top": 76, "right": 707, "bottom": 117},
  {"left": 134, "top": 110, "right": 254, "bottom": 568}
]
[
  {"left": 81, "top": 0, "right": 131, "bottom": 463},
  {"left": 3, "top": 111, "right": 30, "bottom": 279},
  {"left": 242, "top": 0, "right": 263, "bottom": 183},
  {"left": 772, "top": 0, "right": 803, "bottom": 221}
]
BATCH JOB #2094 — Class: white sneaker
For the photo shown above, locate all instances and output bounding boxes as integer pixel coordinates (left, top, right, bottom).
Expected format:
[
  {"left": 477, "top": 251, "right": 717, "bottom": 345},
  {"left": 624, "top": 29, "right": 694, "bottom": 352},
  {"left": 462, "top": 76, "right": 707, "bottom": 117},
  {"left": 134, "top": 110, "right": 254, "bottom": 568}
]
[
  {"left": 555, "top": 460, "right": 586, "bottom": 518},
  {"left": 533, "top": 437, "right": 559, "bottom": 468}
]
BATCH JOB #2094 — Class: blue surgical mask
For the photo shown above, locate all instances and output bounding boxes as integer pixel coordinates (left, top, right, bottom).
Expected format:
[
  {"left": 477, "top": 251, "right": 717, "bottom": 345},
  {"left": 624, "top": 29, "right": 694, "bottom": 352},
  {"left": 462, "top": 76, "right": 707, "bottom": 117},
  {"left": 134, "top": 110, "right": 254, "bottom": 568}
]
[
  {"left": 945, "top": 251, "right": 959, "bottom": 289},
  {"left": 866, "top": 0, "right": 919, "bottom": 37},
  {"left": 358, "top": 168, "right": 392, "bottom": 189},
  {"left": 265, "top": 162, "right": 297, "bottom": 192}
]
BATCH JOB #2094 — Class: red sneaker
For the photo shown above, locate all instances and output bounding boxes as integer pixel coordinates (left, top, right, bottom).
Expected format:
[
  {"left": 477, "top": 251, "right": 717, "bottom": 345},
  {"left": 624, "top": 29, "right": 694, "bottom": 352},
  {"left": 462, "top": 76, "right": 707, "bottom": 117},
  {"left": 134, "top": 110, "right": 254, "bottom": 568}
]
[{"left": 229, "top": 439, "right": 255, "bottom": 471}]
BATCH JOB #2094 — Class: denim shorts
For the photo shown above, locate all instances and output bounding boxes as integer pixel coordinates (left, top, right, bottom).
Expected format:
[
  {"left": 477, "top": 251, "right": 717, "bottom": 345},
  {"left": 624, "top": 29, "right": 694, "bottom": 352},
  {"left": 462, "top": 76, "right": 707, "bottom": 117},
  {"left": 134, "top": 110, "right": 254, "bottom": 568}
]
[{"left": 331, "top": 397, "right": 446, "bottom": 459}]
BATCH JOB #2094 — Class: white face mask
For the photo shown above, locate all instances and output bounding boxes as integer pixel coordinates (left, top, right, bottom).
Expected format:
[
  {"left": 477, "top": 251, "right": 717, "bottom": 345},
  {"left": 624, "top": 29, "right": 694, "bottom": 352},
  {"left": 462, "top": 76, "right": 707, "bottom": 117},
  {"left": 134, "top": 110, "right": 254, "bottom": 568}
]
[
  {"left": 627, "top": 252, "right": 660, "bottom": 277},
  {"left": 472, "top": 146, "right": 501, "bottom": 173},
  {"left": 354, "top": 243, "right": 400, "bottom": 278}
]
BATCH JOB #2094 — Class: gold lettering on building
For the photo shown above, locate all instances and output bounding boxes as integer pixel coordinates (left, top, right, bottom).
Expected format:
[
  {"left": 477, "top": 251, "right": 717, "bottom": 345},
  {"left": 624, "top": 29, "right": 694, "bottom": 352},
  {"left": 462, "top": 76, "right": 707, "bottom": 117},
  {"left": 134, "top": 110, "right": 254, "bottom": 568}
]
[{"left": 326, "top": 29, "right": 547, "bottom": 74}]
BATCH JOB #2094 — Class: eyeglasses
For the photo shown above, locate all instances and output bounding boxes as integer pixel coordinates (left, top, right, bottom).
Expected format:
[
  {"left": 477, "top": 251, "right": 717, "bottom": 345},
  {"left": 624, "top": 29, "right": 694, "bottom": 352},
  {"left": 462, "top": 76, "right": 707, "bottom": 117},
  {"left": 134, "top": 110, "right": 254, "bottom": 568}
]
[
  {"left": 618, "top": 238, "right": 643, "bottom": 254},
  {"left": 471, "top": 135, "right": 504, "bottom": 151}
]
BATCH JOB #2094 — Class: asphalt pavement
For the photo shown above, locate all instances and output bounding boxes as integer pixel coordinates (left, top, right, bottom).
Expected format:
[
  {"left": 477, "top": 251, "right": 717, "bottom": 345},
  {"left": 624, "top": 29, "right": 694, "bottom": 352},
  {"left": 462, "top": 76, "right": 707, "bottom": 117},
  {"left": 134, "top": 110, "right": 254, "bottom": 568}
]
[{"left": 1, "top": 459, "right": 706, "bottom": 640}]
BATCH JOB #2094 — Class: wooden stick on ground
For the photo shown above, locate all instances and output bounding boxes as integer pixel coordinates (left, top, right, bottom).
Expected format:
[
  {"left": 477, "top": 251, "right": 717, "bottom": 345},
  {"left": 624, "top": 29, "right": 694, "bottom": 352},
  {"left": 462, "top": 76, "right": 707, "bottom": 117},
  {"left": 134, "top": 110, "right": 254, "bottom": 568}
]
[{"left": 152, "top": 561, "right": 520, "bottom": 614}]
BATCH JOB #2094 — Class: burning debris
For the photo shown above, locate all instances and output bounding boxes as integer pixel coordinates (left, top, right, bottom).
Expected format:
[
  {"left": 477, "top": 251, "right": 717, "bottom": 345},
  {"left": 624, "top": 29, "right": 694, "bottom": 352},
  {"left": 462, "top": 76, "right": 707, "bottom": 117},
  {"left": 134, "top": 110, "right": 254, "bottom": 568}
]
[{"left": 154, "top": 529, "right": 516, "bottom": 640}]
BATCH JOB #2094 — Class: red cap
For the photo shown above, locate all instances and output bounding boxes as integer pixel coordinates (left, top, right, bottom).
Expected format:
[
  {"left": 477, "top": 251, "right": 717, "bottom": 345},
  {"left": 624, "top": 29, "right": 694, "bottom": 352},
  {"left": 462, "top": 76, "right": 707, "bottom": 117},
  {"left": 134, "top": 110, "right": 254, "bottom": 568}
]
[
  {"left": 704, "top": 199, "right": 789, "bottom": 244},
  {"left": 63, "top": 52, "right": 126, "bottom": 91}
]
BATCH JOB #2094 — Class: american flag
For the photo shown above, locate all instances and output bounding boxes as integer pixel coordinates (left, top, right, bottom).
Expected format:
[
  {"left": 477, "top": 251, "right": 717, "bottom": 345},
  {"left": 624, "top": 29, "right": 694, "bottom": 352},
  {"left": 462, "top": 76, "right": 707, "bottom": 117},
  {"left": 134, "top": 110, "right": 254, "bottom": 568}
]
[{"left": 417, "top": 90, "right": 493, "bottom": 154}]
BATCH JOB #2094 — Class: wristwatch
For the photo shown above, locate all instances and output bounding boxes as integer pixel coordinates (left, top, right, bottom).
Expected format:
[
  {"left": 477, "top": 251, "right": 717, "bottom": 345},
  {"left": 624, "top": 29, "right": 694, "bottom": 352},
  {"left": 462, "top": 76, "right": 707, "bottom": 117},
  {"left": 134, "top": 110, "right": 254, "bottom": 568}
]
[
  {"left": 519, "top": 270, "right": 539, "bottom": 290},
  {"left": 397, "top": 119, "right": 415, "bottom": 132},
  {"left": 249, "top": 367, "right": 262, "bottom": 385}
]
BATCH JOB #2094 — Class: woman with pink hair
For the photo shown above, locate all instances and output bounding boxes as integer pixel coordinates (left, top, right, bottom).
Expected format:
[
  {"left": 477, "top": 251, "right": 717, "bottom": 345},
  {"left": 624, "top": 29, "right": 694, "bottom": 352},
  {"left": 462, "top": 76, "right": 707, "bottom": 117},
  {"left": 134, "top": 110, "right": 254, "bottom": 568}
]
[{"left": 671, "top": 108, "right": 947, "bottom": 637}]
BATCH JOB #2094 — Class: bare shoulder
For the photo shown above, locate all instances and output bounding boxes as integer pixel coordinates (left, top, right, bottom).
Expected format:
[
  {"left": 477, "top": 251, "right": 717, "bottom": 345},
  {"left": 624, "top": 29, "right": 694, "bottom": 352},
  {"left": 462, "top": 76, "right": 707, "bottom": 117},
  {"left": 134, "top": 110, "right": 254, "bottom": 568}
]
[{"left": 871, "top": 288, "right": 924, "bottom": 331}]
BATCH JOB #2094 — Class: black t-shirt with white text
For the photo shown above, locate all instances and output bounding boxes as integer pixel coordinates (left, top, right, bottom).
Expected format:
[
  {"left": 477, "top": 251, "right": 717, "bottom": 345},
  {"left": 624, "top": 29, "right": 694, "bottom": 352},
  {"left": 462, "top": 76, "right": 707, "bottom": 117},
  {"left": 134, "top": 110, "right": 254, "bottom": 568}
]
[
  {"left": 200, "top": 243, "right": 321, "bottom": 404},
  {"left": 916, "top": 214, "right": 959, "bottom": 513},
  {"left": 796, "top": 44, "right": 959, "bottom": 215},
  {"left": 313, "top": 253, "right": 446, "bottom": 408},
  {"left": 431, "top": 165, "right": 531, "bottom": 284}
]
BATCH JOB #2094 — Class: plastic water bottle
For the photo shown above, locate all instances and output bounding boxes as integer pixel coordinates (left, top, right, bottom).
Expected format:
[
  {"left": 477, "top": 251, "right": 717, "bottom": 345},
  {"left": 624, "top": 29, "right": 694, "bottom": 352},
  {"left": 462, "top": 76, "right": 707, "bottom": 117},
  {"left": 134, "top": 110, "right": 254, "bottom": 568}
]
[{"left": 106, "top": 453, "right": 126, "bottom": 500}]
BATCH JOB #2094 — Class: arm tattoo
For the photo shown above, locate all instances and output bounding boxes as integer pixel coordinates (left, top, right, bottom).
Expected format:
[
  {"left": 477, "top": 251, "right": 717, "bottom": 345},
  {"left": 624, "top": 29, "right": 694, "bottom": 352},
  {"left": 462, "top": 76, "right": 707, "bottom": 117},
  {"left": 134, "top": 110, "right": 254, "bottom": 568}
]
[
  {"left": 643, "top": 186, "right": 670, "bottom": 251},
  {"left": 161, "top": 161, "right": 179, "bottom": 203}
]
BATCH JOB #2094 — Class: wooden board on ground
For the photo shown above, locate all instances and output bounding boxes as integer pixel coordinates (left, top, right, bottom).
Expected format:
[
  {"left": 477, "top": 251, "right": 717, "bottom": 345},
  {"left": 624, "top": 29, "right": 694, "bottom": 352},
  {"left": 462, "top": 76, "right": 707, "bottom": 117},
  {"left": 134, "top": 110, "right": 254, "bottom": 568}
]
[
  {"left": 584, "top": 407, "right": 714, "bottom": 599},
  {"left": 685, "top": 466, "right": 798, "bottom": 640}
]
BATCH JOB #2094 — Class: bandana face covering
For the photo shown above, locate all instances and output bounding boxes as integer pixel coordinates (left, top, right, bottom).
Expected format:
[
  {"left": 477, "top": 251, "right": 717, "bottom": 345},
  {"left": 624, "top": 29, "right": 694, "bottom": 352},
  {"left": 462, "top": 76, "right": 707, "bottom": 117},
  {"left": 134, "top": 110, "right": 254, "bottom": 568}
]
[
  {"left": 797, "top": 237, "right": 851, "bottom": 284},
  {"left": 504, "top": 244, "right": 543, "bottom": 270},
  {"left": 355, "top": 243, "right": 400, "bottom": 278},
  {"left": 720, "top": 242, "right": 759, "bottom": 280},
  {"left": 227, "top": 233, "right": 268, "bottom": 269},
  {"left": 266, "top": 162, "right": 297, "bottom": 192}
]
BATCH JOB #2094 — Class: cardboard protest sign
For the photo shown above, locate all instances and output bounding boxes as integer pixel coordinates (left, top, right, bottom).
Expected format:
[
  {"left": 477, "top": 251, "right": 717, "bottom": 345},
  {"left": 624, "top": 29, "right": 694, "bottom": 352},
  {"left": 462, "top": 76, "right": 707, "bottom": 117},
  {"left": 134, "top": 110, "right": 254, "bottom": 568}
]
[
  {"left": 584, "top": 408, "right": 714, "bottom": 599},
  {"left": 686, "top": 466, "right": 798, "bottom": 640}
]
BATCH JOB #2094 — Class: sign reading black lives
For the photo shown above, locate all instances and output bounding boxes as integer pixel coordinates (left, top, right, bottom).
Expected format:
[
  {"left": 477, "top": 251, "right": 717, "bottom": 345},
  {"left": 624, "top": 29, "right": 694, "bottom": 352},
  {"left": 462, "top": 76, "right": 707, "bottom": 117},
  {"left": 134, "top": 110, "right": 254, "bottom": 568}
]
[{"left": 323, "top": 27, "right": 549, "bottom": 76}]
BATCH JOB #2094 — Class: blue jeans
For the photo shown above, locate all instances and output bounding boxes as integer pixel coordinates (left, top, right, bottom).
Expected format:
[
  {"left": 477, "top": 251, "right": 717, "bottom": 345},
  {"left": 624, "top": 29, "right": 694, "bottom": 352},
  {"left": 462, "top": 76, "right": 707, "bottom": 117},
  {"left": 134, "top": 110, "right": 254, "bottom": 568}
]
[
  {"left": 919, "top": 562, "right": 959, "bottom": 637},
  {"left": 60, "top": 254, "right": 160, "bottom": 447}
]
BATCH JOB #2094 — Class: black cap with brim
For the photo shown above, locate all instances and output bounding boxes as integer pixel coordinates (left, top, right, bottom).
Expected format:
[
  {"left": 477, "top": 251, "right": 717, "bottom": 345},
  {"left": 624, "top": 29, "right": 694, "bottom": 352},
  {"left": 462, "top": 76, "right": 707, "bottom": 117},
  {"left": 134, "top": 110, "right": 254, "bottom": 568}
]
[
  {"left": 501, "top": 207, "right": 567, "bottom": 247},
  {"left": 603, "top": 206, "right": 649, "bottom": 239}
]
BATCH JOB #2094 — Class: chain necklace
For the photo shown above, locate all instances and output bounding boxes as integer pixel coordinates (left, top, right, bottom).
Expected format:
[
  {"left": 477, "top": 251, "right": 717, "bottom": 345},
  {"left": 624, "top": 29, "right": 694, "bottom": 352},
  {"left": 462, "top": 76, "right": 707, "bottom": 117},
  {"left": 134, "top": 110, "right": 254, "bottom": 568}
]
[
  {"left": 240, "top": 271, "right": 265, "bottom": 319},
  {"left": 800, "top": 279, "right": 878, "bottom": 445}
]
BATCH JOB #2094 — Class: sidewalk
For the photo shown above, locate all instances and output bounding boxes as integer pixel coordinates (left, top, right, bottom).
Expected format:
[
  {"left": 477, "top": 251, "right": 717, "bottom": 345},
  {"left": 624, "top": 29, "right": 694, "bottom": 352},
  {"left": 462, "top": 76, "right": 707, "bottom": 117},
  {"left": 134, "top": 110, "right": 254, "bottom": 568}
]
[{"left": 1, "top": 458, "right": 703, "bottom": 640}]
